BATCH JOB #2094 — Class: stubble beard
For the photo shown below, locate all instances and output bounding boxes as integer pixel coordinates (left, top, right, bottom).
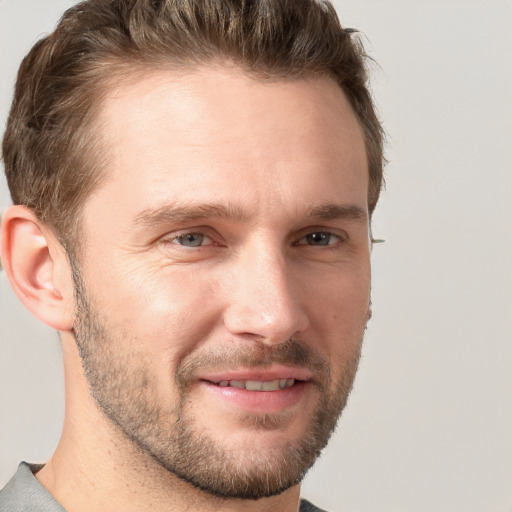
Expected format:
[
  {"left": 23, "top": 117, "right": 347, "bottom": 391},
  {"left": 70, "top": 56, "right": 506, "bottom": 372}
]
[{"left": 71, "top": 262, "right": 363, "bottom": 500}]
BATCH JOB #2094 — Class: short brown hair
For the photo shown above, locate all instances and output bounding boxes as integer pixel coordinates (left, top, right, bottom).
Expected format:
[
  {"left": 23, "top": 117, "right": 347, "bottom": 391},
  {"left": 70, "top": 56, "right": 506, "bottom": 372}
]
[{"left": 2, "top": 0, "right": 385, "bottom": 249}]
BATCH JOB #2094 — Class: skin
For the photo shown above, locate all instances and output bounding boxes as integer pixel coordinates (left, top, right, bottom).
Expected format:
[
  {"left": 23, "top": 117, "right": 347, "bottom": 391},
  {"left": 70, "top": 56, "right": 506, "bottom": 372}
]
[{"left": 1, "top": 67, "right": 371, "bottom": 512}]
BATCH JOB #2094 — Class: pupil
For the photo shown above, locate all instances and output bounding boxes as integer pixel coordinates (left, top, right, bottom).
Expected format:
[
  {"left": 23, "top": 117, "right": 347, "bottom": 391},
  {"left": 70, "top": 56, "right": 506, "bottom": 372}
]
[
  {"left": 180, "top": 233, "right": 203, "bottom": 246},
  {"left": 308, "top": 232, "right": 329, "bottom": 245}
]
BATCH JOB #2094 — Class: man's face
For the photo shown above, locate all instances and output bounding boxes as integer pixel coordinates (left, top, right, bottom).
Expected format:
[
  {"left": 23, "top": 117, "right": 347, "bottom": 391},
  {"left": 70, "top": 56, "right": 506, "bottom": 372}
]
[{"left": 72, "top": 68, "right": 371, "bottom": 499}]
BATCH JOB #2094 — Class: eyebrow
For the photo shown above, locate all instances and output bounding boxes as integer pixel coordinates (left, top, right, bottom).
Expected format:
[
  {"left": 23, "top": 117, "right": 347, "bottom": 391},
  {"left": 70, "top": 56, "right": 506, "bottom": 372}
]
[
  {"left": 133, "top": 203, "right": 250, "bottom": 228},
  {"left": 133, "top": 201, "right": 367, "bottom": 229},
  {"left": 307, "top": 203, "right": 368, "bottom": 222}
]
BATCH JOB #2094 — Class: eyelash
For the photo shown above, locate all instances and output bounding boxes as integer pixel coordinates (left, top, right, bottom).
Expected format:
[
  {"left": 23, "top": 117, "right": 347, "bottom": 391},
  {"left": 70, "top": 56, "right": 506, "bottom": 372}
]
[
  {"left": 295, "top": 232, "right": 345, "bottom": 247},
  {"left": 163, "top": 230, "right": 347, "bottom": 248},
  {"left": 166, "top": 232, "right": 215, "bottom": 248}
]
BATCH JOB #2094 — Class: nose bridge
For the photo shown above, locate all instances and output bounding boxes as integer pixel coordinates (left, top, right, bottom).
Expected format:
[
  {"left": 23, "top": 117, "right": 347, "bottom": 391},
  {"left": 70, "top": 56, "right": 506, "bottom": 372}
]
[{"left": 223, "top": 239, "right": 309, "bottom": 343}]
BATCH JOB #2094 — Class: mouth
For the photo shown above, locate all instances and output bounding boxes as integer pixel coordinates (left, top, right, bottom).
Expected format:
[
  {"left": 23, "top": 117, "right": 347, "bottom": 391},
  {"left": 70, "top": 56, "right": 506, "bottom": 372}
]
[
  {"left": 197, "top": 369, "right": 311, "bottom": 414},
  {"left": 212, "top": 378, "right": 297, "bottom": 391}
]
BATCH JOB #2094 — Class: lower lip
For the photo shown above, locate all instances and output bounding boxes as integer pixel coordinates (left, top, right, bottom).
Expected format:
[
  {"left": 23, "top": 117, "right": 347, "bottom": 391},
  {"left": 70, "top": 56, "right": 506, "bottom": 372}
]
[{"left": 200, "top": 381, "right": 309, "bottom": 414}]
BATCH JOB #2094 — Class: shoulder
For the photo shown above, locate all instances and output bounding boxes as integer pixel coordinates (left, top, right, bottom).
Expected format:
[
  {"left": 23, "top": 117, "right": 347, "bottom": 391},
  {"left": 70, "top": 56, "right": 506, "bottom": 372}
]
[{"left": 300, "top": 498, "right": 329, "bottom": 512}]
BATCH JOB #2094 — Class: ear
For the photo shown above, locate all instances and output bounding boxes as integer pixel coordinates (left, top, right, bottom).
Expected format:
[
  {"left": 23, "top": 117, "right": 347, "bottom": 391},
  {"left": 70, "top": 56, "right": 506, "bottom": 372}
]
[{"left": 1, "top": 205, "right": 75, "bottom": 331}]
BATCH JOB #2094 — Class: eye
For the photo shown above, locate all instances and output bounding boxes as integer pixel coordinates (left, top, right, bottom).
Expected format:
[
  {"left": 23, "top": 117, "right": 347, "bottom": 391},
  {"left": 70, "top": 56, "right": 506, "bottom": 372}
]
[
  {"left": 170, "top": 232, "right": 213, "bottom": 247},
  {"left": 296, "top": 231, "right": 343, "bottom": 246}
]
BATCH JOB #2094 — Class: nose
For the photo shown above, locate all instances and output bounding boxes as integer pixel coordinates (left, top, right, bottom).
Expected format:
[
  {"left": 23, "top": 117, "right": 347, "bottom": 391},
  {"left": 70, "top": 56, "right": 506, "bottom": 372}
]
[{"left": 222, "top": 245, "right": 310, "bottom": 345}]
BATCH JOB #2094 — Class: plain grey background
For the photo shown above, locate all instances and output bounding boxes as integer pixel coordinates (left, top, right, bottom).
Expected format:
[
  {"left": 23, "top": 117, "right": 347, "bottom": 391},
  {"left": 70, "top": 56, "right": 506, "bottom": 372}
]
[{"left": 1, "top": 1, "right": 511, "bottom": 511}]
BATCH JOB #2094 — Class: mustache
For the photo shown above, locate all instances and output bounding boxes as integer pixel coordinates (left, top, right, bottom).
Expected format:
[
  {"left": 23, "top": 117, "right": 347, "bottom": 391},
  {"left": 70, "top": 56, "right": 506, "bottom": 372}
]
[{"left": 176, "top": 339, "right": 330, "bottom": 388}]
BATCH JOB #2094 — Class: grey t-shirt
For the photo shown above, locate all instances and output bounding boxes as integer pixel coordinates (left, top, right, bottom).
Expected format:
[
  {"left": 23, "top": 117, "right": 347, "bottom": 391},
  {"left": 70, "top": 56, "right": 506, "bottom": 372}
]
[
  {"left": 0, "top": 462, "right": 327, "bottom": 511},
  {"left": 0, "top": 463, "right": 66, "bottom": 512}
]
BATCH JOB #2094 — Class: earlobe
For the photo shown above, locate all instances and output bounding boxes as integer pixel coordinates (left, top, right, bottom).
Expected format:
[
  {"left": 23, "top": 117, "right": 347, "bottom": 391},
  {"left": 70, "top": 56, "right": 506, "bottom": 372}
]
[{"left": 1, "top": 205, "right": 75, "bottom": 331}]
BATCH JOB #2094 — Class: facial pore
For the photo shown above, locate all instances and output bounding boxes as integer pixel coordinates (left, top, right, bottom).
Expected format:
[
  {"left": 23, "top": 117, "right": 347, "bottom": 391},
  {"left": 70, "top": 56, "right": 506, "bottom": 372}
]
[{"left": 71, "top": 261, "right": 363, "bottom": 499}]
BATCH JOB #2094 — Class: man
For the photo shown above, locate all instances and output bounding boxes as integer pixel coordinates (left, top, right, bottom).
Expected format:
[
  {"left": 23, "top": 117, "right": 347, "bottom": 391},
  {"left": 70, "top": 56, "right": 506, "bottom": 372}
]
[{"left": 0, "top": 0, "right": 384, "bottom": 510}]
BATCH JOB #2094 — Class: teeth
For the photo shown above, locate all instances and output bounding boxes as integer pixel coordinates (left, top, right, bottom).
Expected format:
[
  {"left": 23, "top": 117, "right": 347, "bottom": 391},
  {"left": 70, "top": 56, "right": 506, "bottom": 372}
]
[
  {"left": 261, "top": 380, "right": 279, "bottom": 391},
  {"left": 246, "top": 380, "right": 263, "bottom": 391},
  {"left": 216, "top": 378, "right": 296, "bottom": 391}
]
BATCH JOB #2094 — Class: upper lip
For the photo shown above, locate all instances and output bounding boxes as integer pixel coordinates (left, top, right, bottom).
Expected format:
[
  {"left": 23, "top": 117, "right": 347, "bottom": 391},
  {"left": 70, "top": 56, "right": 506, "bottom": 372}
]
[{"left": 198, "top": 366, "right": 313, "bottom": 384}]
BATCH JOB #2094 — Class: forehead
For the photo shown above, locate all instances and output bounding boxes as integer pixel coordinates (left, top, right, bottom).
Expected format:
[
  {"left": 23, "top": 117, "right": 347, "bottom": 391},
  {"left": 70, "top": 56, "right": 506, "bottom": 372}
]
[
  {"left": 85, "top": 67, "right": 368, "bottom": 226},
  {"left": 99, "top": 66, "right": 365, "bottom": 149}
]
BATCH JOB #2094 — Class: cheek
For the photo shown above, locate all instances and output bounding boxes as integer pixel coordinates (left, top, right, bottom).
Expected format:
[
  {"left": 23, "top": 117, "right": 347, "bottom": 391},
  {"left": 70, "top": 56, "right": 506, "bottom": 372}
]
[
  {"left": 304, "top": 263, "right": 370, "bottom": 355},
  {"left": 305, "top": 260, "right": 371, "bottom": 314},
  {"left": 94, "top": 263, "right": 223, "bottom": 361}
]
